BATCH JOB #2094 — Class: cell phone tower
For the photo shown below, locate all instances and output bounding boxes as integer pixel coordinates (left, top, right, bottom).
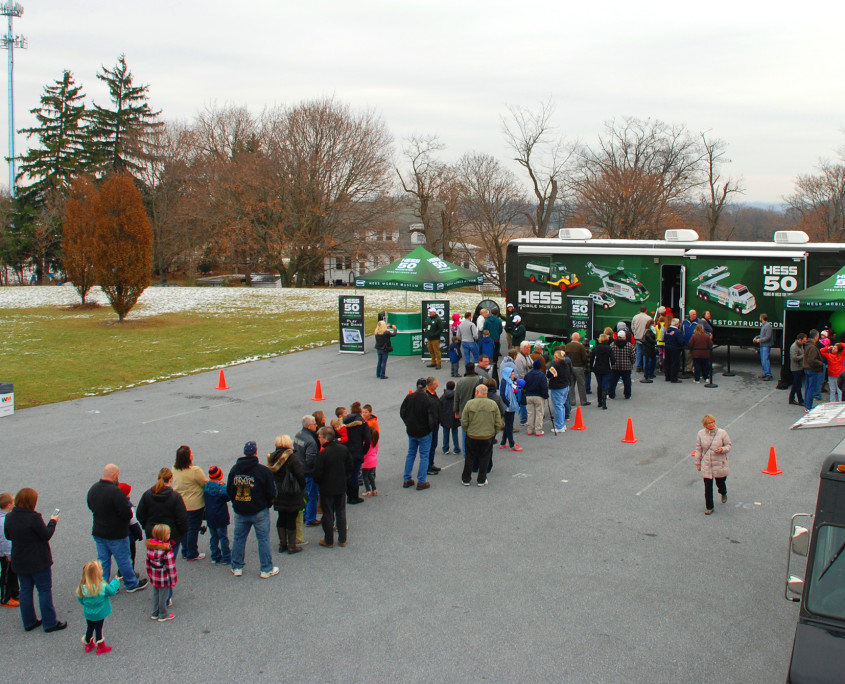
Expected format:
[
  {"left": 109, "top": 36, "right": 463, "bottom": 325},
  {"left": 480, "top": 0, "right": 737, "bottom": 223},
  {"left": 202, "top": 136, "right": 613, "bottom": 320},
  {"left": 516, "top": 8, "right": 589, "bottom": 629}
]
[{"left": 0, "top": 2, "right": 25, "bottom": 197}]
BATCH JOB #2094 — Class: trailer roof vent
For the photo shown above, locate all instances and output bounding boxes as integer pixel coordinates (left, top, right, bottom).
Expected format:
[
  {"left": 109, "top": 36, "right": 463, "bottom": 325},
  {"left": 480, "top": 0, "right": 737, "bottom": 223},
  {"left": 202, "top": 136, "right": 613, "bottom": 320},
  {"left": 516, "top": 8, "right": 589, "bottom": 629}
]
[
  {"left": 774, "top": 230, "right": 810, "bottom": 244},
  {"left": 664, "top": 229, "right": 699, "bottom": 242},
  {"left": 558, "top": 228, "right": 593, "bottom": 241}
]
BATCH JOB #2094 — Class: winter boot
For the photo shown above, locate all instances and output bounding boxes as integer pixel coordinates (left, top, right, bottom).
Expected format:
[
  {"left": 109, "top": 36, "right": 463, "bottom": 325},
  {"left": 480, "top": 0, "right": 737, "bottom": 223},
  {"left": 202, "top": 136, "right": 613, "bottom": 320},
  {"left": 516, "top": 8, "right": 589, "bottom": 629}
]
[
  {"left": 287, "top": 529, "right": 302, "bottom": 554},
  {"left": 96, "top": 640, "right": 112, "bottom": 655},
  {"left": 83, "top": 637, "right": 96, "bottom": 653},
  {"left": 277, "top": 526, "right": 287, "bottom": 553}
]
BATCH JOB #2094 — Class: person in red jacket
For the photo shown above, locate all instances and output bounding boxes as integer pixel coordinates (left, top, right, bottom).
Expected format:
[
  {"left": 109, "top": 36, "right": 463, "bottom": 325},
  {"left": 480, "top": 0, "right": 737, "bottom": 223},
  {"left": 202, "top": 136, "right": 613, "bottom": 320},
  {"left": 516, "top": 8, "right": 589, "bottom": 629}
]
[{"left": 821, "top": 343, "right": 845, "bottom": 402}]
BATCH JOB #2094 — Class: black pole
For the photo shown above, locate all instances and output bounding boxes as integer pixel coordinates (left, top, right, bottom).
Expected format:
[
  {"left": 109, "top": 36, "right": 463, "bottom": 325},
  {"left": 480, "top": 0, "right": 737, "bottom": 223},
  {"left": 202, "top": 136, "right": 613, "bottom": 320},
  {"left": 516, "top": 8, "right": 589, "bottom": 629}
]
[{"left": 722, "top": 344, "right": 736, "bottom": 377}]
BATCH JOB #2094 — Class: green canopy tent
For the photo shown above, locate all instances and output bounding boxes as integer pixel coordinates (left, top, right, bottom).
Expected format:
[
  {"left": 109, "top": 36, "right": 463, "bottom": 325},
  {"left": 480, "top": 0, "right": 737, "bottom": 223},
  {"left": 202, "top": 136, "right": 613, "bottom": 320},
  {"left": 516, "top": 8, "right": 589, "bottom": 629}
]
[
  {"left": 354, "top": 246, "right": 483, "bottom": 294},
  {"left": 783, "top": 265, "right": 845, "bottom": 347}
]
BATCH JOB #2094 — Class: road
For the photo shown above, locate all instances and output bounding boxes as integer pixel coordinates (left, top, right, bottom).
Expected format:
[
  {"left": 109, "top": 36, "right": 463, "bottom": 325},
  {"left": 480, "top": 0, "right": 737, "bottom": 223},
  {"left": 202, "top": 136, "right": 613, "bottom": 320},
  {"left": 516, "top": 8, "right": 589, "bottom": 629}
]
[{"left": 0, "top": 344, "right": 834, "bottom": 682}]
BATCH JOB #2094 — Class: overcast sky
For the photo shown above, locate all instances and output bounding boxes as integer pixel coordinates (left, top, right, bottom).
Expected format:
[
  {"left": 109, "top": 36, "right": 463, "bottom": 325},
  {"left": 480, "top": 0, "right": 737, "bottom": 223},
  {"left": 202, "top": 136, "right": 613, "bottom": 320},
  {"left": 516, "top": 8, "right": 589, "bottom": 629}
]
[{"left": 3, "top": 0, "right": 843, "bottom": 204}]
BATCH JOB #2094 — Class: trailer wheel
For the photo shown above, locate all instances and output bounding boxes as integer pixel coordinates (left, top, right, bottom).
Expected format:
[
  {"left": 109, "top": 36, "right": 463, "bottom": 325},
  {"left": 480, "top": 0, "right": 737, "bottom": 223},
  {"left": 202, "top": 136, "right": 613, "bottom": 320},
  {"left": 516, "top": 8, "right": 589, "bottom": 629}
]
[
  {"left": 560, "top": 283, "right": 567, "bottom": 291},
  {"left": 734, "top": 305, "right": 741, "bottom": 314}
]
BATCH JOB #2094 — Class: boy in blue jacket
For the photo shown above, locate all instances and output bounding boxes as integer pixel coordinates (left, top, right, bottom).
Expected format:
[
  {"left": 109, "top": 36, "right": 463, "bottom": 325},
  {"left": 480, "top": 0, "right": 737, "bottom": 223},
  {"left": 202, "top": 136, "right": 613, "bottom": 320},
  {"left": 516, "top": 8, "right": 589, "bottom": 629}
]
[
  {"left": 448, "top": 336, "right": 462, "bottom": 377},
  {"left": 203, "top": 465, "right": 231, "bottom": 565}
]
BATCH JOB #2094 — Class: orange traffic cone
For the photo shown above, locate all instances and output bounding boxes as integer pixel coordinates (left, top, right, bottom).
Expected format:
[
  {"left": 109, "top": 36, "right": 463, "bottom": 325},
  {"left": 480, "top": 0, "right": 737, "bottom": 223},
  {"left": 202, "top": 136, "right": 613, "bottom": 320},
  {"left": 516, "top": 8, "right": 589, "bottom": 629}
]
[
  {"left": 311, "top": 380, "right": 326, "bottom": 402},
  {"left": 621, "top": 417, "right": 638, "bottom": 443},
  {"left": 215, "top": 369, "right": 229, "bottom": 390},
  {"left": 571, "top": 406, "right": 587, "bottom": 431},
  {"left": 762, "top": 446, "right": 783, "bottom": 475}
]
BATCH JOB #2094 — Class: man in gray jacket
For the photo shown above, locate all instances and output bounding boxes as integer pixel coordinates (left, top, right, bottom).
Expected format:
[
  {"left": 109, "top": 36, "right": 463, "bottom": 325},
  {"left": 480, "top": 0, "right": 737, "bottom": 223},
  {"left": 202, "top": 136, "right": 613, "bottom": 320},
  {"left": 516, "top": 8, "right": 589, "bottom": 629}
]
[
  {"left": 294, "top": 415, "right": 320, "bottom": 526},
  {"left": 753, "top": 313, "right": 774, "bottom": 380}
]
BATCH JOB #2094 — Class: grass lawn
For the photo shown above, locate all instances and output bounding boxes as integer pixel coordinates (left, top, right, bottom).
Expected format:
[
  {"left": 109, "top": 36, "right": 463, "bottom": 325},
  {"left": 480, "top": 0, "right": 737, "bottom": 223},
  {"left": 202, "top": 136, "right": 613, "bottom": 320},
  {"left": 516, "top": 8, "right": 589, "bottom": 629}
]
[{"left": 1, "top": 304, "right": 373, "bottom": 408}]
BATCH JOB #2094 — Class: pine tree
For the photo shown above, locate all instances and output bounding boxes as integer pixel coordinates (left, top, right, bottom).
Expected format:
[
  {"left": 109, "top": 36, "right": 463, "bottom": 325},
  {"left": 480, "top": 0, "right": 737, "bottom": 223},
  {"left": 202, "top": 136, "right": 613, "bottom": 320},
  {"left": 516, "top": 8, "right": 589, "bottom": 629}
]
[
  {"left": 17, "top": 70, "right": 91, "bottom": 202},
  {"left": 94, "top": 173, "right": 152, "bottom": 321},
  {"left": 89, "top": 54, "right": 162, "bottom": 177}
]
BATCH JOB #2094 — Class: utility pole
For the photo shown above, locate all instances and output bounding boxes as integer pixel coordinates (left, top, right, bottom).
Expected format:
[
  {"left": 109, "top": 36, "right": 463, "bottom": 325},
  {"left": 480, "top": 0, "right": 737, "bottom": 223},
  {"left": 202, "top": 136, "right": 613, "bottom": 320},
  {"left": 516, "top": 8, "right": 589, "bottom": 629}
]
[{"left": 0, "top": 2, "right": 25, "bottom": 197}]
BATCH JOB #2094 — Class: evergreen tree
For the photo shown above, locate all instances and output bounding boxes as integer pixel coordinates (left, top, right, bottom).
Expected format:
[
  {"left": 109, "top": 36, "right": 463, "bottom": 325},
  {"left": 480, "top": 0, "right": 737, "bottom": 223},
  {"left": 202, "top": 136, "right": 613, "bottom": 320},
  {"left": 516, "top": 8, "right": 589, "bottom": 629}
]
[
  {"left": 17, "top": 70, "right": 91, "bottom": 202},
  {"left": 89, "top": 54, "right": 162, "bottom": 177}
]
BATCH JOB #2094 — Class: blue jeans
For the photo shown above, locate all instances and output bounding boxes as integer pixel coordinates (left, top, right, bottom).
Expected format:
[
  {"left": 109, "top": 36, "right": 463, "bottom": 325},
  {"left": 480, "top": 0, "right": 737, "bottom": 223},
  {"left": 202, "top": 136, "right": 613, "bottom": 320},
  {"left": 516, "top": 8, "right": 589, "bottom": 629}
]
[
  {"left": 462, "top": 341, "right": 479, "bottom": 364},
  {"left": 550, "top": 387, "right": 569, "bottom": 430},
  {"left": 805, "top": 370, "right": 824, "bottom": 411},
  {"left": 231, "top": 508, "right": 273, "bottom": 573},
  {"left": 376, "top": 350, "right": 388, "bottom": 378},
  {"left": 94, "top": 535, "right": 139, "bottom": 589},
  {"left": 183, "top": 508, "right": 204, "bottom": 559},
  {"left": 18, "top": 568, "right": 57, "bottom": 630},
  {"left": 404, "top": 433, "right": 432, "bottom": 484},
  {"left": 644, "top": 355, "right": 656, "bottom": 379},
  {"left": 304, "top": 478, "right": 320, "bottom": 523},
  {"left": 518, "top": 404, "right": 527, "bottom": 423},
  {"left": 208, "top": 526, "right": 231, "bottom": 563},
  {"left": 760, "top": 346, "right": 772, "bottom": 377},
  {"left": 442, "top": 425, "right": 460, "bottom": 453},
  {"left": 501, "top": 411, "right": 516, "bottom": 447},
  {"left": 635, "top": 342, "right": 643, "bottom": 370}
]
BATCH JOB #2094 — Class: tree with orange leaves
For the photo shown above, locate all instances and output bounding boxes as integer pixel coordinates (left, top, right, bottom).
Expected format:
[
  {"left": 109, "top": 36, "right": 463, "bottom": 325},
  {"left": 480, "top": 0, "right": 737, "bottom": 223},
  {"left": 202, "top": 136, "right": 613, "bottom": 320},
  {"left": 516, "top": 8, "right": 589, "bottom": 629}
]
[
  {"left": 94, "top": 173, "right": 152, "bottom": 321},
  {"left": 62, "top": 176, "right": 102, "bottom": 304}
]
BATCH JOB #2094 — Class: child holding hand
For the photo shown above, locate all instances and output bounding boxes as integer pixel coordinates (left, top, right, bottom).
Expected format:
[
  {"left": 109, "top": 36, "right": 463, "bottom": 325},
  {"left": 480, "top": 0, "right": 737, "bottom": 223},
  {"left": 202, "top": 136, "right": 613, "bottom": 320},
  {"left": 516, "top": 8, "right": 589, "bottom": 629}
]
[{"left": 76, "top": 560, "right": 119, "bottom": 655}]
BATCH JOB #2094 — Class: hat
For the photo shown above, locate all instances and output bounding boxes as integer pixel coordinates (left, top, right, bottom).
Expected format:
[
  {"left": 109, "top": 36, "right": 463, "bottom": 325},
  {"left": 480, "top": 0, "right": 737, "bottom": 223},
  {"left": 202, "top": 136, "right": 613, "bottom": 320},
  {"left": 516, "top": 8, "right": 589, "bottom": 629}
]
[
  {"left": 618, "top": 330, "right": 626, "bottom": 339},
  {"left": 428, "top": 307, "right": 437, "bottom": 314},
  {"left": 507, "top": 303, "right": 514, "bottom": 308},
  {"left": 533, "top": 341, "right": 544, "bottom": 348},
  {"left": 118, "top": 482, "right": 131, "bottom": 497},
  {"left": 208, "top": 465, "right": 223, "bottom": 482},
  {"left": 452, "top": 313, "right": 460, "bottom": 321},
  {"left": 616, "top": 321, "right": 626, "bottom": 330},
  {"left": 513, "top": 315, "right": 521, "bottom": 323},
  {"left": 532, "top": 358, "right": 542, "bottom": 369},
  {"left": 244, "top": 441, "right": 257, "bottom": 455}
]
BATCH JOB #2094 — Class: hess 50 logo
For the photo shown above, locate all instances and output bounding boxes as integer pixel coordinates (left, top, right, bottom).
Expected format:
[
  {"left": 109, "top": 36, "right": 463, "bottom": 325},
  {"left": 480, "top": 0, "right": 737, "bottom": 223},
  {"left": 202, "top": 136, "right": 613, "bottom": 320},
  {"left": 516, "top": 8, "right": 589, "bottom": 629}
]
[
  {"left": 343, "top": 299, "right": 361, "bottom": 313},
  {"left": 518, "top": 290, "right": 562, "bottom": 305},
  {"left": 763, "top": 265, "right": 799, "bottom": 292}
]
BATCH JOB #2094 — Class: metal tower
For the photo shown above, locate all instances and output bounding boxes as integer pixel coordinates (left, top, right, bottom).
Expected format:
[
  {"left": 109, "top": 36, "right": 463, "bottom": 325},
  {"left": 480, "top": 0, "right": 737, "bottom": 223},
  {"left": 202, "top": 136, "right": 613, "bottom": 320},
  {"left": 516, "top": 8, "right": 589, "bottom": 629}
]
[{"left": 0, "top": 2, "right": 25, "bottom": 197}]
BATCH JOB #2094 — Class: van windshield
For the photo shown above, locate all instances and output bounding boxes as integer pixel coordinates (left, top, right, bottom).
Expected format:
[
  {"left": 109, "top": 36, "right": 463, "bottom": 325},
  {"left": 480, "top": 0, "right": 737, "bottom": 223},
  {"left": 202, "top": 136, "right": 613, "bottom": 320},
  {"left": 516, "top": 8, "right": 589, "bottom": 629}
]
[{"left": 805, "top": 523, "right": 845, "bottom": 621}]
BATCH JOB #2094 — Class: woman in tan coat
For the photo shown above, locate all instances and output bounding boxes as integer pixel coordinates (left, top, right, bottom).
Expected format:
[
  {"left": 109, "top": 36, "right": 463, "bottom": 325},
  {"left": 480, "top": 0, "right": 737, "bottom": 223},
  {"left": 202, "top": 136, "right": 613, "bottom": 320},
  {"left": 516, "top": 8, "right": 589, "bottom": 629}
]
[
  {"left": 172, "top": 445, "right": 208, "bottom": 560},
  {"left": 694, "top": 414, "right": 731, "bottom": 515}
]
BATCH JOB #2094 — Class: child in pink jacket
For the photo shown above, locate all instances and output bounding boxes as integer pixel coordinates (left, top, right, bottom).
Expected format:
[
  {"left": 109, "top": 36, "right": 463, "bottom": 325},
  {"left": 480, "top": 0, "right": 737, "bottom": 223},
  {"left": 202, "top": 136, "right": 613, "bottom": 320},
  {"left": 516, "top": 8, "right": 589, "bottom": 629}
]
[{"left": 361, "top": 428, "right": 379, "bottom": 497}]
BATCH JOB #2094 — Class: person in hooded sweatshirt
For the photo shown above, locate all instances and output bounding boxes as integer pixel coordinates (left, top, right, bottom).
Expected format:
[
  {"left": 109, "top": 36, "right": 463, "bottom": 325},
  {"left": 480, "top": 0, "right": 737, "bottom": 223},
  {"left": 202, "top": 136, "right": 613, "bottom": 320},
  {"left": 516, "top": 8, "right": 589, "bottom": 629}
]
[
  {"left": 440, "top": 380, "right": 462, "bottom": 456},
  {"left": 498, "top": 366, "right": 522, "bottom": 451},
  {"left": 226, "top": 441, "right": 278, "bottom": 579},
  {"left": 608, "top": 330, "right": 636, "bottom": 400},
  {"left": 136, "top": 468, "right": 188, "bottom": 552}
]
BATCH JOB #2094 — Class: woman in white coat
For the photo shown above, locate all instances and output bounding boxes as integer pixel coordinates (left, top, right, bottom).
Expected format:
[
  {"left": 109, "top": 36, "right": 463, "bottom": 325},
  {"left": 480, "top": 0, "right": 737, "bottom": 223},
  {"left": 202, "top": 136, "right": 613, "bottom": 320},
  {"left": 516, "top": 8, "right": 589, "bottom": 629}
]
[{"left": 694, "top": 414, "right": 731, "bottom": 515}]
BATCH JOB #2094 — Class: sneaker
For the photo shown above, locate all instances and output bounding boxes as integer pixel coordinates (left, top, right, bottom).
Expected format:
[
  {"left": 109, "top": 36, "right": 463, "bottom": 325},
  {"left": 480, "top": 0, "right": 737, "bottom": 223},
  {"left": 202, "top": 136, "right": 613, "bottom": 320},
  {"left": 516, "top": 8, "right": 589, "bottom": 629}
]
[
  {"left": 453, "top": 450, "right": 461, "bottom": 455},
  {"left": 526, "top": 431, "right": 534, "bottom": 436},
  {"left": 167, "top": 598, "right": 173, "bottom": 607},
  {"left": 231, "top": 567, "right": 243, "bottom": 577},
  {"left": 186, "top": 553, "right": 206, "bottom": 562},
  {"left": 149, "top": 614, "right": 158, "bottom": 621},
  {"left": 1, "top": 598, "right": 19, "bottom": 607},
  {"left": 555, "top": 426, "right": 566, "bottom": 433},
  {"left": 705, "top": 509, "right": 714, "bottom": 515},
  {"left": 126, "top": 579, "right": 148, "bottom": 593},
  {"left": 510, "top": 445, "right": 523, "bottom": 452},
  {"left": 535, "top": 431, "right": 545, "bottom": 436},
  {"left": 260, "top": 567, "right": 280, "bottom": 579},
  {"left": 721, "top": 494, "right": 727, "bottom": 503},
  {"left": 499, "top": 444, "right": 508, "bottom": 449},
  {"left": 462, "top": 480, "right": 471, "bottom": 486},
  {"left": 477, "top": 481, "right": 488, "bottom": 487},
  {"left": 693, "top": 380, "right": 700, "bottom": 384},
  {"left": 157, "top": 613, "right": 175, "bottom": 622},
  {"left": 442, "top": 449, "right": 451, "bottom": 455}
]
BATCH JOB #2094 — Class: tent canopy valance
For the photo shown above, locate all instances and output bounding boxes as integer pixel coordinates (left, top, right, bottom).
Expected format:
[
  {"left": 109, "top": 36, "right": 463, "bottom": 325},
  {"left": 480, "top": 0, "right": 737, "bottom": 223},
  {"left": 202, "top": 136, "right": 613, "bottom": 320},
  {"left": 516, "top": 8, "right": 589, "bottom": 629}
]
[
  {"left": 785, "top": 266, "right": 845, "bottom": 310},
  {"left": 354, "top": 246, "right": 483, "bottom": 292}
]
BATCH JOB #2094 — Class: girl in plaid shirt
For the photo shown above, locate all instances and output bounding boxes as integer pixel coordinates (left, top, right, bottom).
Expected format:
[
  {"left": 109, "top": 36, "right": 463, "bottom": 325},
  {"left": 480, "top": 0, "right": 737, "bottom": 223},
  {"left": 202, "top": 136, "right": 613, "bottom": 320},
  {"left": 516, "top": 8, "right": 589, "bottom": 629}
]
[{"left": 145, "top": 524, "right": 176, "bottom": 622}]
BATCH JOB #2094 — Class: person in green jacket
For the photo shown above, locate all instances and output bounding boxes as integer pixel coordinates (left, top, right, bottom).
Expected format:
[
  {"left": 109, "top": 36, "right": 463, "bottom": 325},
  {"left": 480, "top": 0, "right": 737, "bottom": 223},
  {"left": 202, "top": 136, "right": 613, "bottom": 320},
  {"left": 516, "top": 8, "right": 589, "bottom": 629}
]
[
  {"left": 76, "top": 559, "right": 120, "bottom": 654},
  {"left": 425, "top": 308, "right": 444, "bottom": 369},
  {"left": 511, "top": 315, "right": 527, "bottom": 348},
  {"left": 460, "top": 384, "right": 504, "bottom": 487}
]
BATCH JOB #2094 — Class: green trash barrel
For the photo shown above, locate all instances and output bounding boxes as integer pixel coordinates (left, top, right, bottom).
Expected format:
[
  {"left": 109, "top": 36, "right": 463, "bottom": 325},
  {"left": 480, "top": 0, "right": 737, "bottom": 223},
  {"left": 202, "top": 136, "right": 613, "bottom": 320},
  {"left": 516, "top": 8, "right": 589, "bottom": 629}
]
[{"left": 387, "top": 312, "right": 424, "bottom": 356}]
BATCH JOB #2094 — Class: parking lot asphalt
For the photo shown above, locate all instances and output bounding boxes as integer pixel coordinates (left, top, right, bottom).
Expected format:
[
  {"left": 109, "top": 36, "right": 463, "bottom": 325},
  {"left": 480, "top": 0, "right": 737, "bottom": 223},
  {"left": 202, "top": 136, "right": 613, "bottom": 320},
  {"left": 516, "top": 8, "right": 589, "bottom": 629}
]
[{"left": 0, "top": 341, "right": 837, "bottom": 682}]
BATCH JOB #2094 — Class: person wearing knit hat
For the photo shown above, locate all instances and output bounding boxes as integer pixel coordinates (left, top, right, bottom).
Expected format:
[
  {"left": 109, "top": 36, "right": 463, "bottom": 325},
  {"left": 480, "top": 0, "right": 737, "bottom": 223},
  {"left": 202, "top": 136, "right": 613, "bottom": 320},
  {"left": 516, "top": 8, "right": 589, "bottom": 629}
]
[
  {"left": 203, "top": 466, "right": 231, "bottom": 565},
  {"left": 226, "top": 441, "right": 278, "bottom": 578},
  {"left": 117, "top": 481, "right": 144, "bottom": 581}
]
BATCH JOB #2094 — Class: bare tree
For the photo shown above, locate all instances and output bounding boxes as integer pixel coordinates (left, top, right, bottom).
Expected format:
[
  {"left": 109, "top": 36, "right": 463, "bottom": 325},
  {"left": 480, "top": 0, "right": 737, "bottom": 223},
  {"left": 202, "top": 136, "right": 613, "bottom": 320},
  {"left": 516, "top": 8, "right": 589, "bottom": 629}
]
[
  {"left": 456, "top": 152, "right": 525, "bottom": 294},
  {"left": 786, "top": 159, "right": 845, "bottom": 242},
  {"left": 699, "top": 134, "right": 744, "bottom": 240},
  {"left": 503, "top": 99, "right": 574, "bottom": 237},
  {"left": 572, "top": 117, "right": 706, "bottom": 238}
]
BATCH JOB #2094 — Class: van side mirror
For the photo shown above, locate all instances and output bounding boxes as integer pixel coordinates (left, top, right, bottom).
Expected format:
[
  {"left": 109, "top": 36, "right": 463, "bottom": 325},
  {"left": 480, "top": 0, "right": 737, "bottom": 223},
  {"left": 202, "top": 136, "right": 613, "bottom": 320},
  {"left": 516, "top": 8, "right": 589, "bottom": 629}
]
[
  {"left": 785, "top": 514, "right": 813, "bottom": 602},
  {"left": 792, "top": 526, "right": 810, "bottom": 556}
]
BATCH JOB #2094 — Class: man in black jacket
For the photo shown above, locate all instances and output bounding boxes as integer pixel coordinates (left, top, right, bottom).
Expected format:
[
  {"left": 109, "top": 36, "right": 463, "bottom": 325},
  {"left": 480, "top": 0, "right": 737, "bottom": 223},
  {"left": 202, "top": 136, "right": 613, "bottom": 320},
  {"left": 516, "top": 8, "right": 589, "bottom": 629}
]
[
  {"left": 313, "top": 427, "right": 352, "bottom": 548},
  {"left": 87, "top": 464, "right": 148, "bottom": 592},
  {"left": 227, "top": 441, "right": 278, "bottom": 579},
  {"left": 343, "top": 402, "right": 371, "bottom": 505},
  {"left": 400, "top": 377, "right": 440, "bottom": 490}
]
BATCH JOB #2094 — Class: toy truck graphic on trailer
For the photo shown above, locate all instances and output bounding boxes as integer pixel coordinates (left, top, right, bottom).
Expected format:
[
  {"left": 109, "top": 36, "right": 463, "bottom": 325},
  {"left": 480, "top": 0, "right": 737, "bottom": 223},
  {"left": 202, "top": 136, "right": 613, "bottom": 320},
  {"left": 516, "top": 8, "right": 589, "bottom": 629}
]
[
  {"left": 523, "top": 261, "right": 580, "bottom": 290},
  {"left": 693, "top": 266, "right": 757, "bottom": 315},
  {"left": 585, "top": 261, "right": 649, "bottom": 303}
]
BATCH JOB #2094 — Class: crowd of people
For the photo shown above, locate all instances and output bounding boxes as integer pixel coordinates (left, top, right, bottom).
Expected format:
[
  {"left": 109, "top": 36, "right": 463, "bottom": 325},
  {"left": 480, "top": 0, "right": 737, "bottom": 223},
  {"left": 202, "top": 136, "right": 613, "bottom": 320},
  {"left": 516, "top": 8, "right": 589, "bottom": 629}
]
[{"left": 4, "top": 301, "right": 841, "bottom": 649}]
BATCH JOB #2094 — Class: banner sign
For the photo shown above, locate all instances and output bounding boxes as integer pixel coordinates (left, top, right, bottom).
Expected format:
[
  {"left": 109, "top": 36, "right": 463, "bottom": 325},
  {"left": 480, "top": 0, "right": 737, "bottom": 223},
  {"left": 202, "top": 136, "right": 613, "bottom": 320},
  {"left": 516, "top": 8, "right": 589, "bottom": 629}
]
[
  {"left": 421, "top": 300, "right": 450, "bottom": 361},
  {"left": 338, "top": 295, "right": 365, "bottom": 354},
  {"left": 567, "top": 295, "right": 594, "bottom": 341},
  {"left": 0, "top": 382, "right": 13, "bottom": 418}
]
